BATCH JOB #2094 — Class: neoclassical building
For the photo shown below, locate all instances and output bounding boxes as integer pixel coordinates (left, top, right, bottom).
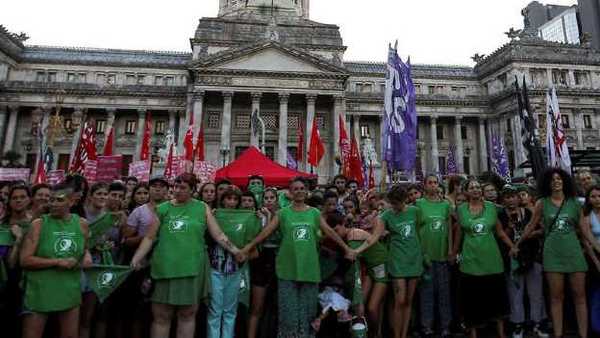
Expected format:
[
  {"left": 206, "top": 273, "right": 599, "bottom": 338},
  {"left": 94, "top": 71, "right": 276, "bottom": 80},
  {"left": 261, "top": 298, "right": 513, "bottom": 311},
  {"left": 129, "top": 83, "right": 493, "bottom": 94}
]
[{"left": 1, "top": 0, "right": 599, "bottom": 182}]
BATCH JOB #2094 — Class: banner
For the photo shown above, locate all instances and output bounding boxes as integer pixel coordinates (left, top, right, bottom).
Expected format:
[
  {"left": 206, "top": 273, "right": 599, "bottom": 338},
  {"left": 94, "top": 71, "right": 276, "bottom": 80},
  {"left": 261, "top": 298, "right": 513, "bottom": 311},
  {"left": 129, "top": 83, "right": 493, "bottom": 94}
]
[
  {"left": 167, "top": 155, "right": 185, "bottom": 180},
  {"left": 128, "top": 160, "right": 150, "bottom": 182},
  {"left": 193, "top": 161, "right": 216, "bottom": 184},
  {"left": 96, "top": 156, "right": 123, "bottom": 182},
  {"left": 47, "top": 170, "right": 66, "bottom": 185},
  {"left": 83, "top": 160, "right": 98, "bottom": 182},
  {"left": 0, "top": 168, "right": 31, "bottom": 182},
  {"left": 85, "top": 264, "right": 132, "bottom": 303},
  {"left": 88, "top": 213, "right": 119, "bottom": 248}
]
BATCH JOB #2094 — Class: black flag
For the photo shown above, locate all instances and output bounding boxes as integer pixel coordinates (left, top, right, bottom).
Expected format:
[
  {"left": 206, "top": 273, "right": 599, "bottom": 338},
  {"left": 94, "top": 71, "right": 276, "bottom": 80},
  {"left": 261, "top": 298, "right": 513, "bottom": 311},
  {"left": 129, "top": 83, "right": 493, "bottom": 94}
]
[{"left": 515, "top": 76, "right": 546, "bottom": 180}]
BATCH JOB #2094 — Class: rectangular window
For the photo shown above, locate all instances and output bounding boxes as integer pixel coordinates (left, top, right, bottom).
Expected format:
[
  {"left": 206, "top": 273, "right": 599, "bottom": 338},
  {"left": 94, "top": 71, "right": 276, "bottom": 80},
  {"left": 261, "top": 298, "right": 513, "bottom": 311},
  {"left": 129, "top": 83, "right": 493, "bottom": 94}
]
[
  {"left": 207, "top": 112, "right": 221, "bottom": 129},
  {"left": 461, "top": 125, "right": 467, "bottom": 140},
  {"left": 360, "top": 125, "right": 370, "bottom": 138},
  {"left": 154, "top": 76, "right": 163, "bottom": 85},
  {"left": 126, "top": 75, "right": 136, "bottom": 85},
  {"left": 575, "top": 71, "right": 589, "bottom": 86},
  {"left": 79, "top": 73, "right": 86, "bottom": 83},
  {"left": 97, "top": 73, "right": 106, "bottom": 84},
  {"left": 362, "top": 83, "right": 373, "bottom": 93},
  {"left": 125, "top": 120, "right": 137, "bottom": 135},
  {"left": 552, "top": 69, "right": 568, "bottom": 86},
  {"left": 463, "top": 157, "right": 471, "bottom": 175},
  {"left": 95, "top": 120, "right": 106, "bottom": 134},
  {"left": 155, "top": 120, "right": 166, "bottom": 135},
  {"left": 561, "top": 115, "right": 571, "bottom": 129},
  {"left": 438, "top": 157, "right": 446, "bottom": 174},
  {"left": 436, "top": 125, "right": 444, "bottom": 140},
  {"left": 107, "top": 74, "right": 116, "bottom": 85},
  {"left": 36, "top": 71, "right": 46, "bottom": 82},
  {"left": 355, "top": 83, "right": 363, "bottom": 92},
  {"left": 137, "top": 75, "right": 145, "bottom": 85},
  {"left": 506, "top": 119, "right": 512, "bottom": 133},
  {"left": 67, "top": 73, "right": 77, "bottom": 82},
  {"left": 164, "top": 76, "right": 174, "bottom": 86},
  {"left": 428, "top": 86, "right": 435, "bottom": 95},
  {"left": 57, "top": 154, "right": 71, "bottom": 171},
  {"left": 265, "top": 146, "right": 275, "bottom": 161},
  {"left": 47, "top": 72, "right": 56, "bottom": 82},
  {"left": 584, "top": 115, "right": 592, "bottom": 129},
  {"left": 435, "top": 86, "right": 445, "bottom": 95}
]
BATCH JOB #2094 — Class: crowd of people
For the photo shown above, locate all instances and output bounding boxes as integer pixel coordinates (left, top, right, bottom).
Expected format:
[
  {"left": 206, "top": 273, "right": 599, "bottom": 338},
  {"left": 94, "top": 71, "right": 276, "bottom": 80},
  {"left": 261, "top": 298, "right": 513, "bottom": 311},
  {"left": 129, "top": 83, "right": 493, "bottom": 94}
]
[{"left": 0, "top": 168, "right": 599, "bottom": 338}]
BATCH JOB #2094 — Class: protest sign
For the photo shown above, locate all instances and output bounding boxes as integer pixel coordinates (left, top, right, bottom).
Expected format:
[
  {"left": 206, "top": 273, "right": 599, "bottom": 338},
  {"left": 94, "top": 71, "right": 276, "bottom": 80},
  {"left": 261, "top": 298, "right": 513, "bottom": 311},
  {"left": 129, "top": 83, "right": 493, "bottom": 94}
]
[
  {"left": 47, "top": 170, "right": 66, "bottom": 185},
  {"left": 128, "top": 160, "right": 150, "bottom": 182},
  {"left": 193, "top": 161, "right": 216, "bottom": 183},
  {"left": 96, "top": 156, "right": 122, "bottom": 182},
  {"left": 0, "top": 168, "right": 31, "bottom": 182}
]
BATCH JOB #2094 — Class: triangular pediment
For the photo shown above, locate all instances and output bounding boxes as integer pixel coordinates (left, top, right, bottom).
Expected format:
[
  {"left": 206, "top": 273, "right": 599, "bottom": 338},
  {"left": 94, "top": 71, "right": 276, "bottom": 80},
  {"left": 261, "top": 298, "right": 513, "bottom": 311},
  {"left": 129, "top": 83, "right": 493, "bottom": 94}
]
[{"left": 193, "top": 41, "right": 348, "bottom": 75}]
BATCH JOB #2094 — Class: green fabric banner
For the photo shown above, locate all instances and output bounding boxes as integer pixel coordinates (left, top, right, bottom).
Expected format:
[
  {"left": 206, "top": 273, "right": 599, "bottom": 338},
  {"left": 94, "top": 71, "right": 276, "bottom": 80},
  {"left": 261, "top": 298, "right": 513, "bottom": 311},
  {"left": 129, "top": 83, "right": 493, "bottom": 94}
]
[
  {"left": 88, "top": 213, "right": 118, "bottom": 248},
  {"left": 84, "top": 264, "right": 131, "bottom": 303}
]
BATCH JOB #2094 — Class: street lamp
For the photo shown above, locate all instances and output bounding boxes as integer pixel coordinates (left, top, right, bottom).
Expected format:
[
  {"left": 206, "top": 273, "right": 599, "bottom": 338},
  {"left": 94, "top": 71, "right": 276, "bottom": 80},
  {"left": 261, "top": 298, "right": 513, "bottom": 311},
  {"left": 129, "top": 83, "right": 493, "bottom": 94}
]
[{"left": 220, "top": 147, "right": 230, "bottom": 168}]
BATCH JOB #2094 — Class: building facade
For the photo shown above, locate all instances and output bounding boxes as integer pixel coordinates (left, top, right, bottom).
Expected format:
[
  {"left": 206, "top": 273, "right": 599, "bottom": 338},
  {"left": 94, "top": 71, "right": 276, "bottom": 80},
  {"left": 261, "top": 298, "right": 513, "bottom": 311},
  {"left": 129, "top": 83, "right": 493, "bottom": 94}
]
[{"left": 1, "top": 1, "right": 599, "bottom": 182}]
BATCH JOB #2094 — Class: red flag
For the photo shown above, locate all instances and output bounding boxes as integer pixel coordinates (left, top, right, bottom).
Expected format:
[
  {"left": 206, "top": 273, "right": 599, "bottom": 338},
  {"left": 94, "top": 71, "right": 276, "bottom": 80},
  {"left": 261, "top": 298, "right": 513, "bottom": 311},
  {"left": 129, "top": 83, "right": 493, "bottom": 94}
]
[
  {"left": 139, "top": 112, "right": 152, "bottom": 161},
  {"left": 368, "top": 161, "right": 375, "bottom": 189},
  {"left": 297, "top": 121, "right": 304, "bottom": 163},
  {"left": 164, "top": 142, "right": 174, "bottom": 179},
  {"left": 348, "top": 135, "right": 364, "bottom": 186},
  {"left": 102, "top": 125, "right": 114, "bottom": 156},
  {"left": 307, "top": 117, "right": 325, "bottom": 167},
  {"left": 183, "top": 113, "right": 194, "bottom": 161},
  {"left": 338, "top": 114, "right": 351, "bottom": 176},
  {"left": 195, "top": 119, "right": 205, "bottom": 162},
  {"left": 34, "top": 154, "right": 46, "bottom": 184},
  {"left": 70, "top": 119, "right": 97, "bottom": 173}
]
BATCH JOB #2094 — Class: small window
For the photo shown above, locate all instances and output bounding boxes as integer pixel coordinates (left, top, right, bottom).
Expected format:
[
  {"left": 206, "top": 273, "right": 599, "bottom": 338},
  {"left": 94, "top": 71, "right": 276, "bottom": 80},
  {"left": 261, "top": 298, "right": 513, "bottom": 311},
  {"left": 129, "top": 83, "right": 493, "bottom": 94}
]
[
  {"left": 438, "top": 157, "right": 446, "bottom": 174},
  {"left": 137, "top": 75, "right": 145, "bottom": 85},
  {"left": 435, "top": 86, "right": 444, "bottom": 95},
  {"left": 561, "top": 115, "right": 571, "bottom": 129},
  {"left": 164, "top": 76, "right": 174, "bottom": 86},
  {"left": 125, "top": 120, "right": 137, "bottom": 135},
  {"left": 107, "top": 74, "right": 116, "bottom": 85},
  {"left": 64, "top": 119, "right": 73, "bottom": 133},
  {"left": 235, "top": 146, "right": 249, "bottom": 159},
  {"left": 436, "top": 125, "right": 444, "bottom": 140},
  {"left": 154, "top": 76, "right": 163, "bottom": 85},
  {"left": 355, "top": 83, "right": 363, "bottom": 92},
  {"left": 463, "top": 157, "right": 471, "bottom": 175},
  {"left": 207, "top": 112, "right": 221, "bottom": 129},
  {"left": 36, "top": 71, "right": 46, "bottom": 82},
  {"left": 362, "top": 83, "right": 373, "bottom": 93},
  {"left": 155, "top": 120, "right": 166, "bottom": 135},
  {"left": 96, "top": 120, "right": 106, "bottom": 134},
  {"left": 47, "top": 72, "right": 57, "bottom": 82},
  {"left": 97, "top": 73, "right": 106, "bottom": 84},
  {"left": 414, "top": 84, "right": 421, "bottom": 94},
  {"left": 67, "top": 73, "right": 77, "bottom": 82},
  {"left": 126, "top": 75, "right": 136, "bottom": 85},
  {"left": 360, "top": 125, "right": 370, "bottom": 138},
  {"left": 428, "top": 86, "right": 435, "bottom": 95},
  {"left": 379, "top": 83, "right": 386, "bottom": 93},
  {"left": 78, "top": 73, "right": 86, "bottom": 83},
  {"left": 584, "top": 115, "right": 593, "bottom": 129},
  {"left": 461, "top": 125, "right": 467, "bottom": 140}
]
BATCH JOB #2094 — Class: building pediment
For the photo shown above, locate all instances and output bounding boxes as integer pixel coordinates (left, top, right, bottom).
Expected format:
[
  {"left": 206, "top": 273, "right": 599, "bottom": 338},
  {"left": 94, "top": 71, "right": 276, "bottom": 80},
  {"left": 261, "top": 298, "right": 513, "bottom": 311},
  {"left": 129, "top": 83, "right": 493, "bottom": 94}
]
[{"left": 191, "top": 41, "right": 348, "bottom": 77}]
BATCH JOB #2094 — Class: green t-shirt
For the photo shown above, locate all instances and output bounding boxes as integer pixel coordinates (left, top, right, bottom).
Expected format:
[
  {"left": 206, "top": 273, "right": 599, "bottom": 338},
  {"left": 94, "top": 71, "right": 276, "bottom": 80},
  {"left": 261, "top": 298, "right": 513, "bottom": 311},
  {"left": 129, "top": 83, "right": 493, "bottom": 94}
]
[
  {"left": 415, "top": 198, "right": 451, "bottom": 262},
  {"left": 151, "top": 199, "right": 207, "bottom": 279},
  {"left": 214, "top": 209, "right": 261, "bottom": 248},
  {"left": 24, "top": 214, "right": 85, "bottom": 312},
  {"left": 456, "top": 201, "right": 503, "bottom": 276},
  {"left": 380, "top": 206, "right": 423, "bottom": 278},
  {"left": 276, "top": 206, "right": 321, "bottom": 283},
  {"left": 542, "top": 197, "right": 587, "bottom": 273}
]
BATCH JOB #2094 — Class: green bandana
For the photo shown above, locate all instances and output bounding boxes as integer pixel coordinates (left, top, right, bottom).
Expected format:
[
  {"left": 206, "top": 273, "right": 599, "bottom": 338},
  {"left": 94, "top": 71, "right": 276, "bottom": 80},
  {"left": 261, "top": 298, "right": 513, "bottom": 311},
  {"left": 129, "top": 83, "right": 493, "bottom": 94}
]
[
  {"left": 88, "top": 213, "right": 118, "bottom": 248},
  {"left": 248, "top": 184, "right": 264, "bottom": 209},
  {"left": 85, "top": 264, "right": 131, "bottom": 303}
]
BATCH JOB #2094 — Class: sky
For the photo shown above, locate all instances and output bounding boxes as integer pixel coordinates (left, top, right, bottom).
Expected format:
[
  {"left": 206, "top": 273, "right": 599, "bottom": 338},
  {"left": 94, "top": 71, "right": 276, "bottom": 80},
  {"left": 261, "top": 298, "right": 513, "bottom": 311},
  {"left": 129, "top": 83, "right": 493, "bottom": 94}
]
[{"left": 0, "top": 0, "right": 578, "bottom": 66}]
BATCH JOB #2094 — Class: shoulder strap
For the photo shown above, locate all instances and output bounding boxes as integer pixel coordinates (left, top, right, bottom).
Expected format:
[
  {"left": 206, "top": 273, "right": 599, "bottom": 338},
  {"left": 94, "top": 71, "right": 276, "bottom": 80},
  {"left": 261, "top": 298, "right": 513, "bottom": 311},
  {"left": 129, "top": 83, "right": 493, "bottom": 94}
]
[{"left": 548, "top": 198, "right": 566, "bottom": 229}]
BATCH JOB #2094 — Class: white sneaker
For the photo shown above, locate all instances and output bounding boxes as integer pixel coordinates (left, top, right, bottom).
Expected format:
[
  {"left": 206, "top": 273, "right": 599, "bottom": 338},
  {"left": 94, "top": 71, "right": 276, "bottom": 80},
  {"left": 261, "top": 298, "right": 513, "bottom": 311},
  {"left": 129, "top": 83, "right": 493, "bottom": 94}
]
[
  {"left": 512, "top": 325, "right": 524, "bottom": 338},
  {"left": 533, "top": 325, "right": 549, "bottom": 338}
]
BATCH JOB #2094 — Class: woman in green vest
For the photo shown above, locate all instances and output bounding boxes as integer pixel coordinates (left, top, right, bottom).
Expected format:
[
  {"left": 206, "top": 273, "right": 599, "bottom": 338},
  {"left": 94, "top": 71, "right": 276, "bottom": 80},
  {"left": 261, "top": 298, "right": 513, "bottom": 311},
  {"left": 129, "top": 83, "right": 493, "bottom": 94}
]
[
  {"left": 20, "top": 183, "right": 92, "bottom": 338},
  {"left": 376, "top": 185, "right": 423, "bottom": 338},
  {"left": 520, "top": 168, "right": 588, "bottom": 338},
  {"left": 241, "top": 176, "right": 357, "bottom": 338},
  {"left": 130, "top": 173, "right": 247, "bottom": 338},
  {"left": 452, "top": 178, "right": 508, "bottom": 338}
]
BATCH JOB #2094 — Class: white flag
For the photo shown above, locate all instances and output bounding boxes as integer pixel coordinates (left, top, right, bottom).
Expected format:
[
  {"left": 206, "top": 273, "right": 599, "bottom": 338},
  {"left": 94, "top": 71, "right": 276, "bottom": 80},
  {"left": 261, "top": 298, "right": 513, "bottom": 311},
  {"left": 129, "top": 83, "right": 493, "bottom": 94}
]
[{"left": 545, "top": 87, "right": 571, "bottom": 174}]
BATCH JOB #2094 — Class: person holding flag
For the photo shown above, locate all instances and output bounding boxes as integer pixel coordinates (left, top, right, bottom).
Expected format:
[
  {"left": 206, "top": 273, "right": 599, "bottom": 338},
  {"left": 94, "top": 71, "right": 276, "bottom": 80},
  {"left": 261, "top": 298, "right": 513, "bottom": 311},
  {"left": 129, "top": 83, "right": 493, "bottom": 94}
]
[
  {"left": 130, "top": 173, "right": 247, "bottom": 338},
  {"left": 20, "top": 183, "right": 93, "bottom": 338}
]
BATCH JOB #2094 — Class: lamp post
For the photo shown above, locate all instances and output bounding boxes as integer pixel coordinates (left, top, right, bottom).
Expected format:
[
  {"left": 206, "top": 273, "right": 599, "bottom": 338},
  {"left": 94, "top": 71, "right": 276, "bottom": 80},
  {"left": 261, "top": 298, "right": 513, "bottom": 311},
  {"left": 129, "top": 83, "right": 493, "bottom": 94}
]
[{"left": 220, "top": 147, "right": 230, "bottom": 168}]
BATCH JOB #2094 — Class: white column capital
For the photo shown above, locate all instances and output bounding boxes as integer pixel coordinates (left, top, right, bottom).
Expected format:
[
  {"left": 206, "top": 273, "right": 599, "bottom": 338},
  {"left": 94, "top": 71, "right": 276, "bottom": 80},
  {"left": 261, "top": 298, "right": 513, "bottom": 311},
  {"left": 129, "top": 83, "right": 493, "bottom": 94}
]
[
  {"left": 278, "top": 92, "right": 290, "bottom": 102},
  {"left": 251, "top": 92, "right": 262, "bottom": 102},
  {"left": 222, "top": 91, "right": 234, "bottom": 100},
  {"left": 306, "top": 94, "right": 317, "bottom": 103},
  {"left": 192, "top": 91, "right": 205, "bottom": 101}
]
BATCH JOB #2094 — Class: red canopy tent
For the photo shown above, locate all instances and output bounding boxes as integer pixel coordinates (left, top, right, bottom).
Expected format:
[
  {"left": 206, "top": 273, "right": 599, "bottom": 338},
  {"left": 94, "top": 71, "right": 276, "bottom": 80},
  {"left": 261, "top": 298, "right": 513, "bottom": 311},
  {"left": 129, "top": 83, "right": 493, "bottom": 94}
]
[{"left": 215, "top": 147, "right": 316, "bottom": 188}]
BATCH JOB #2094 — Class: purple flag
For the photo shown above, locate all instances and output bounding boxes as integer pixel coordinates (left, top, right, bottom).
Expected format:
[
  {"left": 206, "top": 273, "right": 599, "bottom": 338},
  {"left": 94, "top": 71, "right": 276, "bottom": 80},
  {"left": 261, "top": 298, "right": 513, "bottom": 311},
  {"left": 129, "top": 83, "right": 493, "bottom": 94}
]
[
  {"left": 286, "top": 150, "right": 298, "bottom": 170},
  {"left": 382, "top": 44, "right": 417, "bottom": 172},
  {"left": 447, "top": 144, "right": 457, "bottom": 175},
  {"left": 491, "top": 132, "right": 511, "bottom": 182}
]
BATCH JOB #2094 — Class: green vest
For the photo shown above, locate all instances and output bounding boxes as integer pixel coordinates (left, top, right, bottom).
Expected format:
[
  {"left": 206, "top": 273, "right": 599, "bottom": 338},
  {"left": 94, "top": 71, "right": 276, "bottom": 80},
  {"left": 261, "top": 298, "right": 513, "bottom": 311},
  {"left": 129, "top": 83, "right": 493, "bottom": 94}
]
[
  {"left": 0, "top": 225, "right": 15, "bottom": 246},
  {"left": 380, "top": 206, "right": 423, "bottom": 278},
  {"left": 23, "top": 214, "right": 84, "bottom": 313},
  {"left": 542, "top": 197, "right": 587, "bottom": 273},
  {"left": 456, "top": 201, "right": 503, "bottom": 276},
  {"left": 276, "top": 206, "right": 321, "bottom": 283},
  {"left": 214, "top": 209, "right": 261, "bottom": 249},
  {"left": 415, "top": 198, "right": 451, "bottom": 262},
  {"left": 151, "top": 199, "right": 207, "bottom": 279}
]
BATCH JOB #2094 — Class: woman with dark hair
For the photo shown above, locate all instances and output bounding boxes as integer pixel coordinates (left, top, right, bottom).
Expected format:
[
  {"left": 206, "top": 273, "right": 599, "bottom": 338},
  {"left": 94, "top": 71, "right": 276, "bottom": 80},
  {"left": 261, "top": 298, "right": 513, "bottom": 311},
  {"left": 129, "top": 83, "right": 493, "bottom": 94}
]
[
  {"left": 65, "top": 174, "right": 89, "bottom": 218},
  {"left": 199, "top": 182, "right": 217, "bottom": 209},
  {"left": 241, "top": 176, "right": 356, "bottom": 338},
  {"left": 31, "top": 184, "right": 50, "bottom": 219},
  {"left": 452, "top": 178, "right": 508, "bottom": 338},
  {"left": 241, "top": 191, "right": 258, "bottom": 210},
  {"left": 520, "top": 168, "right": 589, "bottom": 338},
  {"left": 446, "top": 175, "right": 463, "bottom": 209},
  {"left": 131, "top": 173, "right": 246, "bottom": 338},
  {"left": 128, "top": 183, "right": 150, "bottom": 214},
  {"left": 0, "top": 185, "right": 32, "bottom": 336},
  {"left": 580, "top": 185, "right": 600, "bottom": 335}
]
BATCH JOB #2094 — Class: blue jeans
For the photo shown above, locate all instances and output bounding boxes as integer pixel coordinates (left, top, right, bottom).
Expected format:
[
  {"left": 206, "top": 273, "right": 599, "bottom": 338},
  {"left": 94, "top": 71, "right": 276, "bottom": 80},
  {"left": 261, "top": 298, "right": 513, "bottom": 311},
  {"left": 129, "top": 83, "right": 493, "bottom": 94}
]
[
  {"left": 207, "top": 269, "right": 242, "bottom": 338},
  {"left": 591, "top": 281, "right": 600, "bottom": 334},
  {"left": 419, "top": 261, "right": 452, "bottom": 333}
]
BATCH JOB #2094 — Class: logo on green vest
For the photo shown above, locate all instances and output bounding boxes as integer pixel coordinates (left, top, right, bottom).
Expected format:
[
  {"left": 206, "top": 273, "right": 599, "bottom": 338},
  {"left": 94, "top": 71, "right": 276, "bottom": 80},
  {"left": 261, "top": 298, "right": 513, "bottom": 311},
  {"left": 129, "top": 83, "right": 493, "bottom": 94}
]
[
  {"left": 430, "top": 219, "right": 443, "bottom": 232},
  {"left": 293, "top": 225, "right": 311, "bottom": 241},
  {"left": 54, "top": 237, "right": 77, "bottom": 257},
  {"left": 235, "top": 223, "right": 244, "bottom": 232},
  {"left": 553, "top": 218, "right": 570, "bottom": 233},
  {"left": 168, "top": 219, "right": 188, "bottom": 233},
  {"left": 399, "top": 223, "right": 412, "bottom": 239},
  {"left": 472, "top": 223, "right": 485, "bottom": 235},
  {"left": 97, "top": 271, "right": 116, "bottom": 289}
]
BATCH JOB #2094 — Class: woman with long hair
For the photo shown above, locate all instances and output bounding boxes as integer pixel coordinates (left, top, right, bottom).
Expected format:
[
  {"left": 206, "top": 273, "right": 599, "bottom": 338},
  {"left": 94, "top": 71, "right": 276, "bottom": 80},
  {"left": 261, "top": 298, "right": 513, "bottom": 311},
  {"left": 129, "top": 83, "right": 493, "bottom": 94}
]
[
  {"left": 200, "top": 182, "right": 218, "bottom": 210},
  {"left": 452, "top": 178, "right": 508, "bottom": 338},
  {"left": 579, "top": 184, "right": 600, "bottom": 335},
  {"left": 128, "top": 183, "right": 150, "bottom": 214},
  {"left": 31, "top": 184, "right": 50, "bottom": 219},
  {"left": 131, "top": 173, "right": 246, "bottom": 338},
  {"left": 520, "top": 168, "right": 589, "bottom": 338}
]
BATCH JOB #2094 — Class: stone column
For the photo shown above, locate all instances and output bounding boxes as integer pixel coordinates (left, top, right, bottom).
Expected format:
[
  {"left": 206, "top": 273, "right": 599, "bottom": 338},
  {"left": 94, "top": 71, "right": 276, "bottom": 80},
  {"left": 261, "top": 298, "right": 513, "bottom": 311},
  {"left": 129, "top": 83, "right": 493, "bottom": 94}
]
[
  {"left": 305, "top": 94, "right": 317, "bottom": 169},
  {"left": 135, "top": 109, "right": 147, "bottom": 160},
  {"left": 568, "top": 70, "right": 576, "bottom": 87},
  {"left": 352, "top": 114, "right": 361, "bottom": 141},
  {"left": 574, "top": 109, "right": 584, "bottom": 149},
  {"left": 430, "top": 115, "right": 439, "bottom": 173},
  {"left": 69, "top": 109, "right": 85, "bottom": 164},
  {"left": 250, "top": 92, "right": 262, "bottom": 148},
  {"left": 546, "top": 69, "right": 553, "bottom": 87},
  {"left": 3, "top": 106, "right": 18, "bottom": 153},
  {"left": 454, "top": 116, "right": 464, "bottom": 173},
  {"left": 177, "top": 111, "right": 186, "bottom": 151},
  {"left": 333, "top": 95, "right": 344, "bottom": 174},
  {"left": 277, "top": 93, "right": 289, "bottom": 166},
  {"left": 479, "top": 117, "right": 488, "bottom": 172},
  {"left": 192, "top": 91, "right": 205, "bottom": 139},
  {"left": 220, "top": 92, "right": 233, "bottom": 165}
]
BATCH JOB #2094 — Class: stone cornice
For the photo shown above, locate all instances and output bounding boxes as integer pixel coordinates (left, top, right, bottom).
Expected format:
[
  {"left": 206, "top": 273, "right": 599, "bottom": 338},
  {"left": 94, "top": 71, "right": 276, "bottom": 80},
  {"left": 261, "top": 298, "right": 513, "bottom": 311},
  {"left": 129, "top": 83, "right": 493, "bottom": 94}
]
[
  {"left": 195, "top": 68, "right": 348, "bottom": 80},
  {"left": 488, "top": 86, "right": 600, "bottom": 106},
  {"left": 0, "top": 81, "right": 187, "bottom": 98},
  {"left": 345, "top": 62, "right": 477, "bottom": 80},
  {"left": 346, "top": 92, "right": 490, "bottom": 107}
]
